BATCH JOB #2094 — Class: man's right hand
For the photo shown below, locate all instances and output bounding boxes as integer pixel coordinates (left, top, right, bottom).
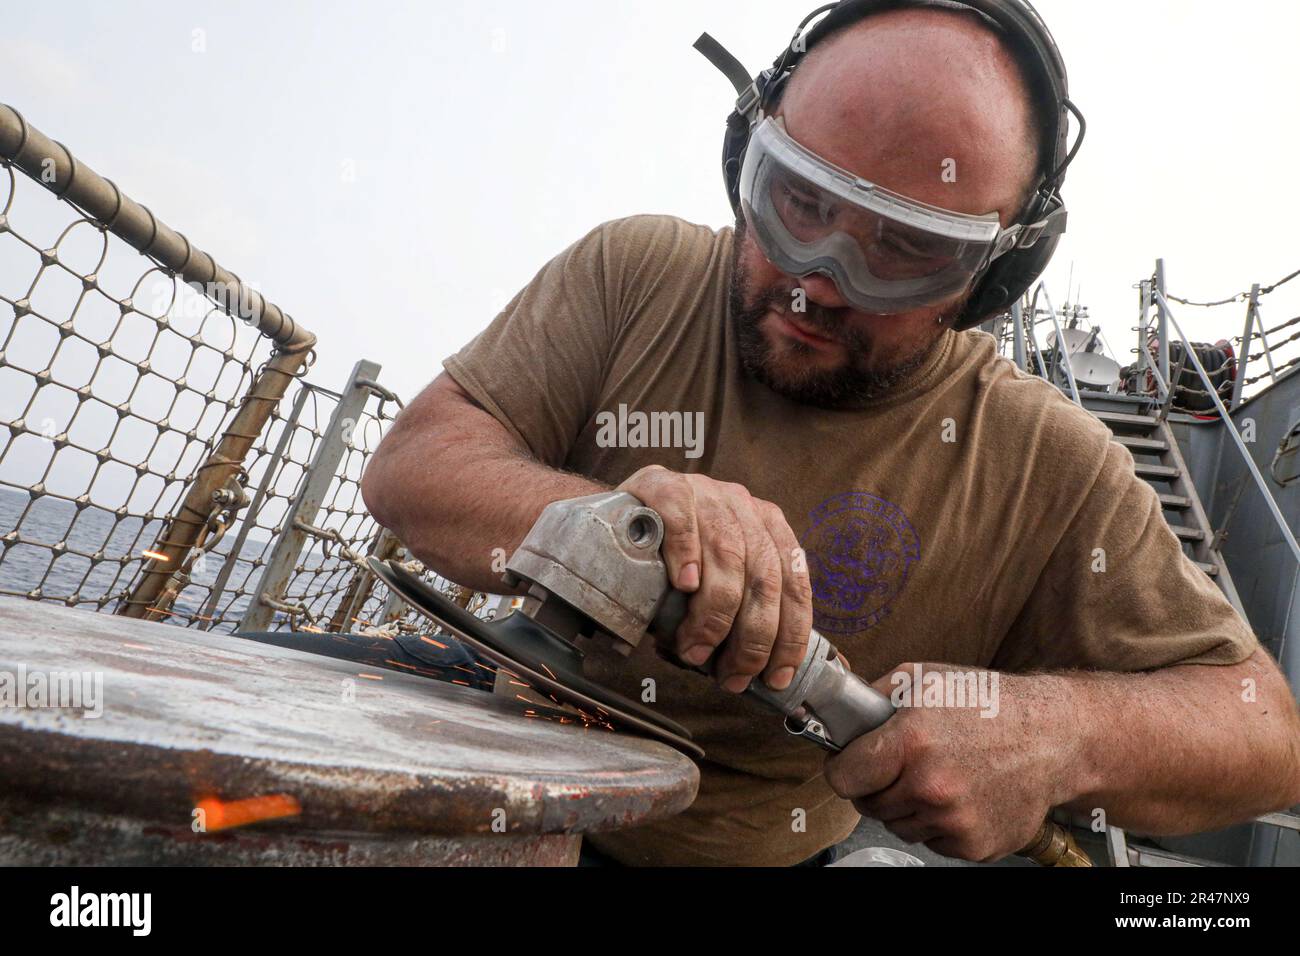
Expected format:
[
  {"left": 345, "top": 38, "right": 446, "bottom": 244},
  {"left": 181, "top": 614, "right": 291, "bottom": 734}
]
[{"left": 617, "top": 465, "right": 812, "bottom": 693}]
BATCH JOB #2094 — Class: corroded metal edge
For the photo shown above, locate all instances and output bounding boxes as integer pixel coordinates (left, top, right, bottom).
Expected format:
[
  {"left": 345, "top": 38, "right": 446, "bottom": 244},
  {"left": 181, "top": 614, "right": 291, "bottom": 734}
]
[
  {"left": 0, "top": 722, "right": 698, "bottom": 838},
  {"left": 0, "top": 794, "right": 581, "bottom": 866}
]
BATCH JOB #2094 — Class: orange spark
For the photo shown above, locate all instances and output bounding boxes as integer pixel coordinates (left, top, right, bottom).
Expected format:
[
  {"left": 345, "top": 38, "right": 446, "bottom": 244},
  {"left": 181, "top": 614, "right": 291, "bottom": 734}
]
[{"left": 196, "top": 794, "right": 301, "bottom": 832}]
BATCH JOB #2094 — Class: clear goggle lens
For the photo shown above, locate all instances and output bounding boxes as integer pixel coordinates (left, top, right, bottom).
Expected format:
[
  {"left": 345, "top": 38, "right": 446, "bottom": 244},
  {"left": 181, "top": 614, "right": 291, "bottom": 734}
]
[{"left": 740, "top": 117, "right": 1013, "bottom": 314}]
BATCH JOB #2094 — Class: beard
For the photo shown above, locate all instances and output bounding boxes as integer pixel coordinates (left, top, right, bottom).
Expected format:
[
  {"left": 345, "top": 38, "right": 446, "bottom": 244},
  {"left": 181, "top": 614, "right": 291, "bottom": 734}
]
[{"left": 729, "top": 217, "right": 971, "bottom": 409}]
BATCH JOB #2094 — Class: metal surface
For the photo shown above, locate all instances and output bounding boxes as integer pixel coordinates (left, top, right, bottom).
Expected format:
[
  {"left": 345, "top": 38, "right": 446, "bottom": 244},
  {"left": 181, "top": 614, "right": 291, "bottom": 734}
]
[
  {"left": 1257, "top": 811, "right": 1300, "bottom": 831},
  {"left": 1104, "top": 825, "right": 1131, "bottom": 867},
  {"left": 328, "top": 527, "right": 401, "bottom": 632},
  {"left": 1010, "top": 301, "right": 1026, "bottom": 370},
  {"left": 0, "top": 597, "right": 698, "bottom": 864},
  {"left": 368, "top": 558, "right": 704, "bottom": 759},
  {"left": 240, "top": 359, "right": 380, "bottom": 631},
  {"left": 233, "top": 628, "right": 493, "bottom": 690},
  {"left": 1156, "top": 259, "right": 1171, "bottom": 389},
  {"left": 1033, "top": 283, "right": 1081, "bottom": 403}
]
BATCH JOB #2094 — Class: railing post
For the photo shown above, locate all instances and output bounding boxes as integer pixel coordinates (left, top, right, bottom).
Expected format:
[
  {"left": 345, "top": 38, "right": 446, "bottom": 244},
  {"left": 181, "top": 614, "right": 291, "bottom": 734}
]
[
  {"left": 238, "top": 359, "right": 381, "bottom": 633},
  {"left": 1252, "top": 286, "right": 1280, "bottom": 386},
  {"left": 198, "top": 381, "right": 312, "bottom": 629},
  {"left": 1032, "top": 283, "right": 1079, "bottom": 403},
  {"left": 1135, "top": 280, "right": 1149, "bottom": 388},
  {"left": 1155, "top": 259, "right": 1170, "bottom": 388},
  {"left": 1231, "top": 284, "right": 1261, "bottom": 409},
  {"left": 1010, "top": 301, "right": 1026, "bottom": 371},
  {"left": 328, "top": 527, "right": 402, "bottom": 632},
  {"left": 119, "top": 345, "right": 312, "bottom": 620}
]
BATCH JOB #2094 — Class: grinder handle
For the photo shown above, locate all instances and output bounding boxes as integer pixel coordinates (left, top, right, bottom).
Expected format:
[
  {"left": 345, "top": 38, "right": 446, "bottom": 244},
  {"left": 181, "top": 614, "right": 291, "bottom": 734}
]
[
  {"left": 649, "top": 588, "right": 690, "bottom": 639},
  {"left": 651, "top": 588, "right": 895, "bottom": 738},
  {"left": 649, "top": 586, "right": 1088, "bottom": 866}
]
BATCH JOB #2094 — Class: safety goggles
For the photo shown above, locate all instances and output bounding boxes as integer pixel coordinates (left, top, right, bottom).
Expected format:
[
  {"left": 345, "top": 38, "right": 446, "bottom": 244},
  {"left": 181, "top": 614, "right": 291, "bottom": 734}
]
[{"left": 739, "top": 116, "right": 1035, "bottom": 314}]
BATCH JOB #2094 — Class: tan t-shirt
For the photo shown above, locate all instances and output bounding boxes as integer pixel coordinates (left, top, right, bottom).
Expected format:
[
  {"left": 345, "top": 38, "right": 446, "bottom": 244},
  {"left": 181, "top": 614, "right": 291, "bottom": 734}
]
[{"left": 444, "top": 214, "right": 1257, "bottom": 866}]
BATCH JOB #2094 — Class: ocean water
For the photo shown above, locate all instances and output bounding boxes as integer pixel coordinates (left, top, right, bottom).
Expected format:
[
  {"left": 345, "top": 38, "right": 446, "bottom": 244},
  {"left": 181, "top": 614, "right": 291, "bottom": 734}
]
[
  {"left": 0, "top": 484, "right": 496, "bottom": 690},
  {"left": 0, "top": 483, "right": 314, "bottom": 628}
]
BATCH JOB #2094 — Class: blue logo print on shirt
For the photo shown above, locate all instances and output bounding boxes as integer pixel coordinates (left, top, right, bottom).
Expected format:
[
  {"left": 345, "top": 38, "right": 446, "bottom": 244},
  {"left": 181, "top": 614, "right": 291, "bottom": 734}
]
[{"left": 801, "top": 492, "right": 921, "bottom": 635}]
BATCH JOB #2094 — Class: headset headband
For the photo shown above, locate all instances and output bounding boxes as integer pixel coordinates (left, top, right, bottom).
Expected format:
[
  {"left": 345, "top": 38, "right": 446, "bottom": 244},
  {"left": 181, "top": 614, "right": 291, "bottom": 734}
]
[{"left": 695, "top": 0, "right": 1086, "bottom": 330}]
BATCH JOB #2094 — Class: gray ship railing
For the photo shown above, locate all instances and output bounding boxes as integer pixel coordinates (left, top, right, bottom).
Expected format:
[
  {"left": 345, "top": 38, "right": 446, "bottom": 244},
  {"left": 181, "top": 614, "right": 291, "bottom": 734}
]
[
  {"left": 0, "top": 104, "right": 469, "bottom": 636},
  {"left": 1021, "top": 282, "right": 1082, "bottom": 404},
  {"left": 1142, "top": 259, "right": 1300, "bottom": 573},
  {"left": 1151, "top": 287, "right": 1300, "bottom": 569},
  {"left": 1161, "top": 260, "right": 1300, "bottom": 408}
]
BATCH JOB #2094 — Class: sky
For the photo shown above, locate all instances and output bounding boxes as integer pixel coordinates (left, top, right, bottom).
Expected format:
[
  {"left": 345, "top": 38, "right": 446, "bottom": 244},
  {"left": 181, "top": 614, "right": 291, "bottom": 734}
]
[{"left": 3, "top": 0, "right": 1299, "bottom": 404}]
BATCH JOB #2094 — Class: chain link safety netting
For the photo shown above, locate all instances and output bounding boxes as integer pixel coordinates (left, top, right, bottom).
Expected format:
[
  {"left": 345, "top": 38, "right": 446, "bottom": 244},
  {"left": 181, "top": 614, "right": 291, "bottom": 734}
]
[
  {"left": 0, "top": 142, "right": 487, "bottom": 642},
  {"left": 0, "top": 160, "right": 278, "bottom": 614}
]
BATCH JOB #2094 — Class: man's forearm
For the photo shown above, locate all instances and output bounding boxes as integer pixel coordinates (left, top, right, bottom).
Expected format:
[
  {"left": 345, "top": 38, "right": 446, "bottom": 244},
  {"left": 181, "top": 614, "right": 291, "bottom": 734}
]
[
  {"left": 1058, "top": 648, "right": 1300, "bottom": 834},
  {"left": 362, "top": 375, "right": 606, "bottom": 593}
]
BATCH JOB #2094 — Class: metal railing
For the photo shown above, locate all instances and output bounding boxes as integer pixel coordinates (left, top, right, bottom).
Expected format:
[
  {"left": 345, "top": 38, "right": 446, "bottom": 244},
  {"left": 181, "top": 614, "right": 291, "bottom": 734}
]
[
  {"left": 1000, "top": 257, "right": 1298, "bottom": 415},
  {"left": 0, "top": 104, "right": 469, "bottom": 639},
  {"left": 1163, "top": 259, "right": 1300, "bottom": 409},
  {"left": 1001, "top": 290, "right": 1087, "bottom": 404},
  {"left": 1152, "top": 287, "right": 1300, "bottom": 569}
]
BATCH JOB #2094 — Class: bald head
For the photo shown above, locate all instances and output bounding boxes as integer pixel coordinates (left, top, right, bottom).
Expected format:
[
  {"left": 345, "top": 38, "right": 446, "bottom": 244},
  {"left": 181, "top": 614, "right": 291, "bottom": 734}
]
[
  {"left": 776, "top": 6, "right": 1043, "bottom": 225},
  {"left": 726, "top": 6, "right": 1053, "bottom": 408}
]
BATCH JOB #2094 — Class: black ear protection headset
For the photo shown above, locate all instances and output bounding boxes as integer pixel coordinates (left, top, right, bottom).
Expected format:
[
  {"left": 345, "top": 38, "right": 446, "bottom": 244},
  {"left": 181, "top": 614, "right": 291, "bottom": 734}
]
[{"left": 694, "top": 0, "right": 1085, "bottom": 331}]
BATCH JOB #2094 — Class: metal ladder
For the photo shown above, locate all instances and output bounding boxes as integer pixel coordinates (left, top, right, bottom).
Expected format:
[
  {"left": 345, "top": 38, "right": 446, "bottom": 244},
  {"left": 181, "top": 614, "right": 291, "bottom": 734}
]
[{"left": 1078, "top": 392, "right": 1244, "bottom": 614}]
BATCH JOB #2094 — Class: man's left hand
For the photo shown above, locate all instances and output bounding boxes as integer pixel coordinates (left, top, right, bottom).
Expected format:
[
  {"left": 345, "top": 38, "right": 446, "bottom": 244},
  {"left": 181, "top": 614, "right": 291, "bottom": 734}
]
[{"left": 822, "top": 662, "right": 1083, "bottom": 862}]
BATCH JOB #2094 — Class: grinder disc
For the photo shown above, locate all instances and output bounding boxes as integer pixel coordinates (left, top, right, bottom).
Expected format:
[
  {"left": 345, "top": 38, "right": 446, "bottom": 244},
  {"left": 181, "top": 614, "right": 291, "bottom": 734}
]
[{"left": 368, "top": 558, "right": 704, "bottom": 759}]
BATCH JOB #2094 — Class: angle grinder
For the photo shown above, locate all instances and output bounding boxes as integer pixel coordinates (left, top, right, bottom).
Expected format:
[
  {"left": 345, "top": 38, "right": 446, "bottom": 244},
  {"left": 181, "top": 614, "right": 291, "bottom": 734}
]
[{"left": 368, "top": 490, "right": 1090, "bottom": 866}]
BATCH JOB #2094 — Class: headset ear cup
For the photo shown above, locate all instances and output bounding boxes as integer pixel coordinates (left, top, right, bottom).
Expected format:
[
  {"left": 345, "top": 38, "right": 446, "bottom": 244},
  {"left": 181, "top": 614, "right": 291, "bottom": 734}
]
[
  {"left": 954, "top": 233, "right": 1059, "bottom": 330},
  {"left": 954, "top": 193, "right": 1065, "bottom": 331}
]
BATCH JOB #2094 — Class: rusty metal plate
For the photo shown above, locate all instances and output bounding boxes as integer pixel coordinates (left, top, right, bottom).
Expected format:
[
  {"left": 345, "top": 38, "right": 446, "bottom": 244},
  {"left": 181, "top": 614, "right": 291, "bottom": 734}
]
[{"left": 0, "top": 598, "right": 698, "bottom": 843}]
